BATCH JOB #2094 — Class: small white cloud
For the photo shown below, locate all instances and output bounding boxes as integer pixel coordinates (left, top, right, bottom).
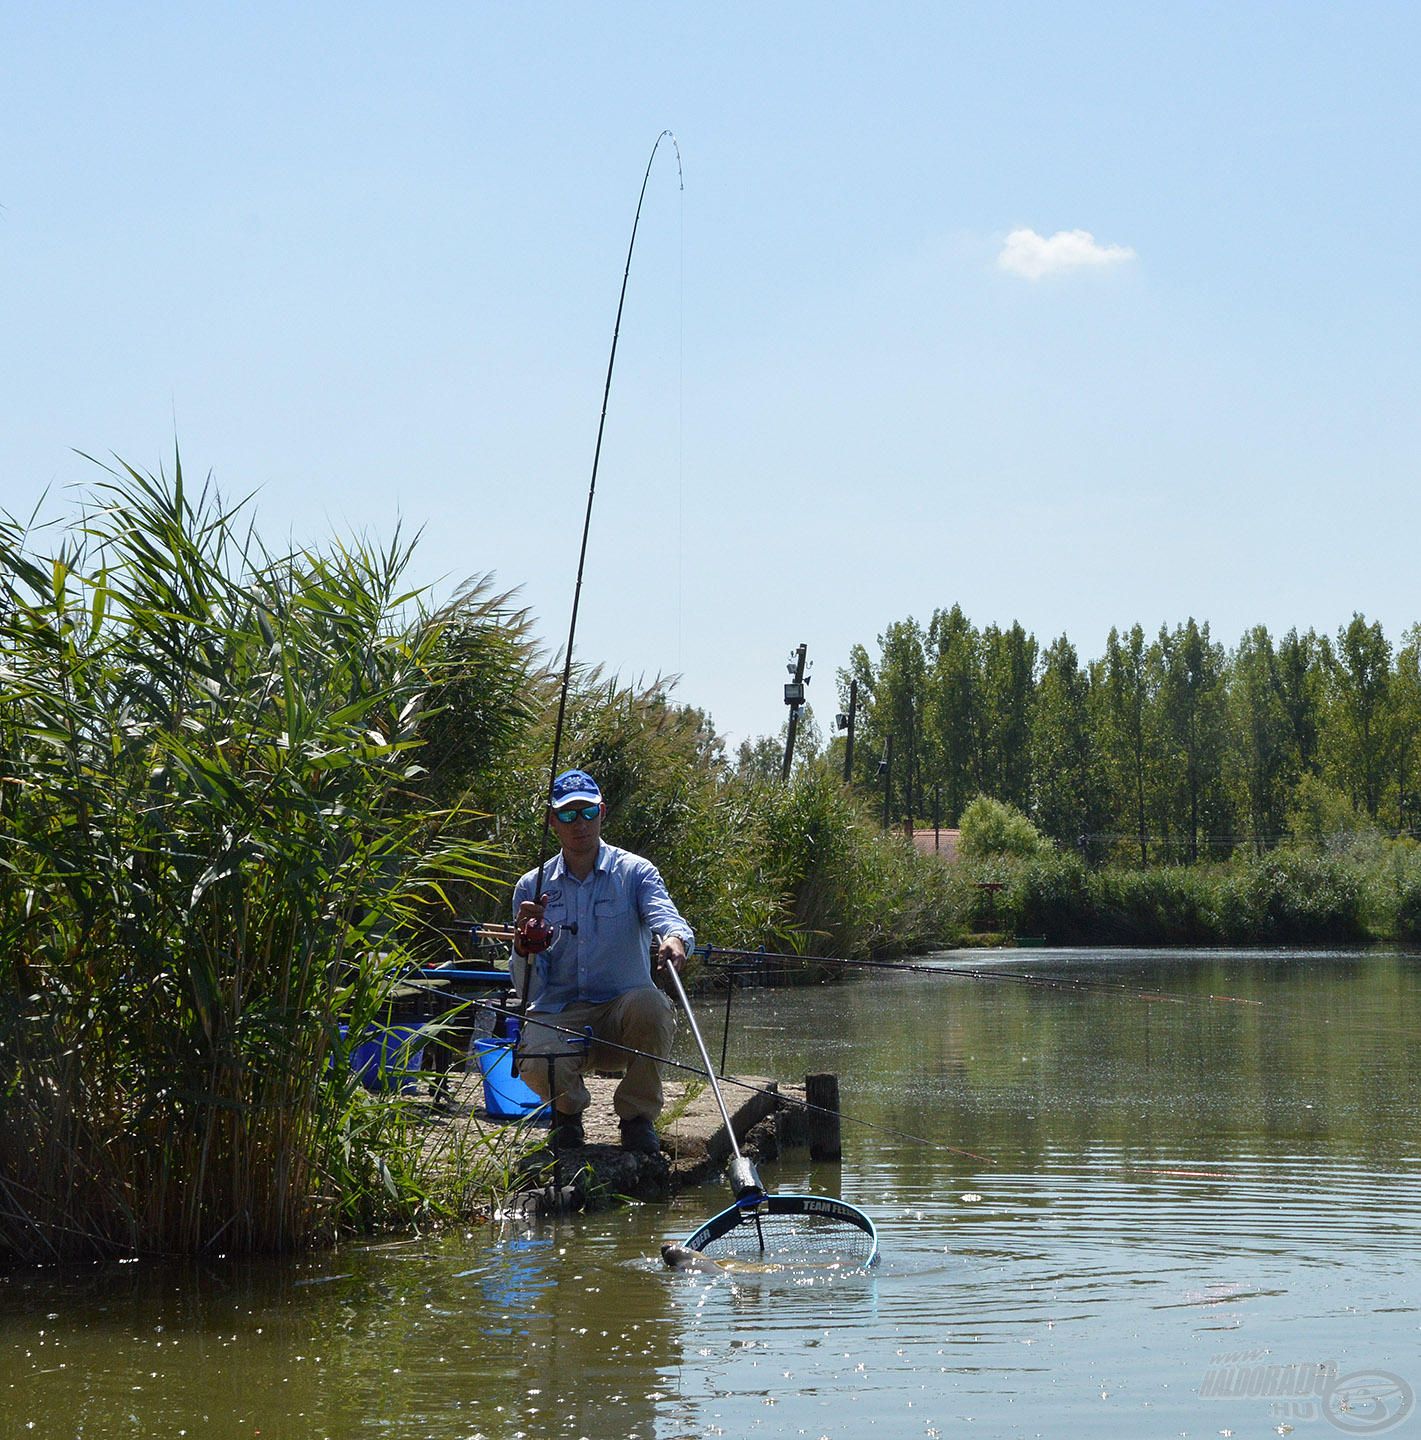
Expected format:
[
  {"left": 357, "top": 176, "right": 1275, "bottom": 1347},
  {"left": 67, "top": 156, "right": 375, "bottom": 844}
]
[{"left": 997, "top": 227, "right": 1137, "bottom": 281}]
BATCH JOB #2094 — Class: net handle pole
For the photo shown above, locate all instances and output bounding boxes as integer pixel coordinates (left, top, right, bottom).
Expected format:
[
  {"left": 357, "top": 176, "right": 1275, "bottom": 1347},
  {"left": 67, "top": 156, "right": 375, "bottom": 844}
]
[
  {"left": 661, "top": 948, "right": 764, "bottom": 1201},
  {"left": 661, "top": 954, "right": 739, "bottom": 1157}
]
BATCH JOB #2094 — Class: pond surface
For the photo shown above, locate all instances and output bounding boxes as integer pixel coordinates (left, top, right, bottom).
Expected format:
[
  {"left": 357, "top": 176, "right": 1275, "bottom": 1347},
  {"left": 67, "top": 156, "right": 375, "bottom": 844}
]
[{"left": 5, "top": 948, "right": 1420, "bottom": 1439}]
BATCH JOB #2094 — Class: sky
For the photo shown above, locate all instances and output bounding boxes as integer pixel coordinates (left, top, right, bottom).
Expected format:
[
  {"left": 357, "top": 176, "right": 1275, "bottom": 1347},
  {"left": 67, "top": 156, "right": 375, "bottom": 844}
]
[{"left": 4, "top": 4, "right": 1420, "bottom": 745}]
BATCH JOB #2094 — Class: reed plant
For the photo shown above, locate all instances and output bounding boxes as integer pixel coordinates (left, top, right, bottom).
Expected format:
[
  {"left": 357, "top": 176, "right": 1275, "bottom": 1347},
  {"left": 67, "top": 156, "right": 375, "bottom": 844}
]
[
  {"left": 0, "top": 458, "right": 506, "bottom": 1263},
  {"left": 730, "top": 764, "right": 955, "bottom": 960},
  {"left": 950, "top": 847, "right": 1374, "bottom": 945}
]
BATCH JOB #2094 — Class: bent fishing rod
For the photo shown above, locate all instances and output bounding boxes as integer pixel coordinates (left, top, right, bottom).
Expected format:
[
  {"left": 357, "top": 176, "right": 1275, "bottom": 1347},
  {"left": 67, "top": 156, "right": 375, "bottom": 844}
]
[{"left": 513, "top": 129, "right": 683, "bottom": 972}]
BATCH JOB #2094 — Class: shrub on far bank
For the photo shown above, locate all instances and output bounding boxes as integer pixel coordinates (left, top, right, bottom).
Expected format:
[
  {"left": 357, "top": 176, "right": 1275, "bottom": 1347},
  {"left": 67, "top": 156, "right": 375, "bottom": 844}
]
[
  {"left": 1284, "top": 773, "right": 1373, "bottom": 852},
  {"left": 1237, "top": 851, "right": 1365, "bottom": 943},
  {"left": 1010, "top": 851, "right": 1094, "bottom": 944},
  {"left": 1363, "top": 837, "right": 1421, "bottom": 941},
  {"left": 958, "top": 796, "right": 1051, "bottom": 860},
  {"left": 948, "top": 843, "right": 1377, "bottom": 946},
  {"left": 1394, "top": 873, "right": 1421, "bottom": 941},
  {"left": 1090, "top": 865, "right": 1223, "bottom": 945}
]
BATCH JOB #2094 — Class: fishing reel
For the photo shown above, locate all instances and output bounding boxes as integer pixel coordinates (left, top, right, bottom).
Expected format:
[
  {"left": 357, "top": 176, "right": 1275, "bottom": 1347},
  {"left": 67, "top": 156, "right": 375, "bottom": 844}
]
[
  {"left": 515, "top": 892, "right": 557, "bottom": 955},
  {"left": 515, "top": 913, "right": 555, "bottom": 955}
]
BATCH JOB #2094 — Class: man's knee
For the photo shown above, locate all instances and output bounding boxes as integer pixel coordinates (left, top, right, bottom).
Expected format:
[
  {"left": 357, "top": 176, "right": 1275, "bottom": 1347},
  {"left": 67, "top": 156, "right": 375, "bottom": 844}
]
[{"left": 617, "top": 986, "right": 676, "bottom": 1045}]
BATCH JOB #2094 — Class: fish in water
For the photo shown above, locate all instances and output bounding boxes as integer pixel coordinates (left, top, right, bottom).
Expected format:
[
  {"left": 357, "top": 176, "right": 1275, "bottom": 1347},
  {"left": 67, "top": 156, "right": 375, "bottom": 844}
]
[
  {"left": 661, "top": 1243, "right": 723, "bottom": 1272},
  {"left": 660, "top": 1243, "right": 800, "bottom": 1275}
]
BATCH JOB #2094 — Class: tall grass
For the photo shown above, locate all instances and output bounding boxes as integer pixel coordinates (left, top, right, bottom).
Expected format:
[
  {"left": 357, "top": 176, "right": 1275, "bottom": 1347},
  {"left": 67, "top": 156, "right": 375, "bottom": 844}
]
[
  {"left": 0, "top": 459, "right": 504, "bottom": 1262},
  {"left": 738, "top": 766, "right": 952, "bottom": 959}
]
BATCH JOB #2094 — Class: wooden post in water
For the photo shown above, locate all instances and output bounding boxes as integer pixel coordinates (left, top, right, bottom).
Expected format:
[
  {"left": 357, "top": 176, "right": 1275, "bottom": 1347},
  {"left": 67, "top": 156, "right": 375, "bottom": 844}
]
[{"left": 805, "top": 1073, "right": 841, "bottom": 1161}]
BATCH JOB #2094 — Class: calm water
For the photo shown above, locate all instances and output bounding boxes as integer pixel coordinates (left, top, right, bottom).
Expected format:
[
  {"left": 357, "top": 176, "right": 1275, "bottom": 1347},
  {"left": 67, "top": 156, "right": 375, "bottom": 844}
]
[{"left": 5, "top": 949, "right": 1419, "bottom": 1439}]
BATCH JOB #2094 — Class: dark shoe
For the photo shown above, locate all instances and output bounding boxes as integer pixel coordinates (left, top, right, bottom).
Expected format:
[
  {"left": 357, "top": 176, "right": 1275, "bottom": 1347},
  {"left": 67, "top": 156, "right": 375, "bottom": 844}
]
[
  {"left": 619, "top": 1115, "right": 661, "bottom": 1155},
  {"left": 551, "top": 1110, "right": 585, "bottom": 1149}
]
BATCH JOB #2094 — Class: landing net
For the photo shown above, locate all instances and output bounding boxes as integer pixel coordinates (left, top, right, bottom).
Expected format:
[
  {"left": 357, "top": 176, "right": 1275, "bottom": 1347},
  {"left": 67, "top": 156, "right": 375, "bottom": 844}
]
[{"left": 683, "top": 1195, "right": 878, "bottom": 1268}]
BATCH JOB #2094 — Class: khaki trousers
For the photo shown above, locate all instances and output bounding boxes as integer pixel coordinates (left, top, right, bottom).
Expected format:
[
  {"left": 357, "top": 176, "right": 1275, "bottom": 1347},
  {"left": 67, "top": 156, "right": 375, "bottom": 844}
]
[{"left": 514, "top": 986, "right": 677, "bottom": 1122}]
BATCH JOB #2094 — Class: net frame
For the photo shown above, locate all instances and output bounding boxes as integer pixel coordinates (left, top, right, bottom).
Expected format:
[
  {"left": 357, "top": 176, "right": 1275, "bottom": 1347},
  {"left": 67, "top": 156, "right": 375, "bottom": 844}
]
[{"left": 681, "top": 1194, "right": 879, "bottom": 1267}]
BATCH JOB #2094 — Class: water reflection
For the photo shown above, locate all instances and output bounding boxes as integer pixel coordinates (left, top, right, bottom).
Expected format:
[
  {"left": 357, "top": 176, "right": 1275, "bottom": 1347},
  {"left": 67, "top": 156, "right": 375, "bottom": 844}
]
[
  {"left": 3, "top": 949, "right": 1419, "bottom": 1439},
  {"left": 3, "top": 1224, "right": 688, "bottom": 1438}
]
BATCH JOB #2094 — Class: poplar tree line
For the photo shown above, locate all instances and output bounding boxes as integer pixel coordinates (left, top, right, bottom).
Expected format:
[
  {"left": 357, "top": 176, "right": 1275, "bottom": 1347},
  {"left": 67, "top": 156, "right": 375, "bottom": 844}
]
[{"left": 839, "top": 608, "right": 1421, "bottom": 863}]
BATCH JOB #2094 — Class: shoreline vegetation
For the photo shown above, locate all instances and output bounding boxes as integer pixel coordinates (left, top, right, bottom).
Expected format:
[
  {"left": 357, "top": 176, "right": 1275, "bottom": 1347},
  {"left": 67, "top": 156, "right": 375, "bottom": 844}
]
[
  {"left": 3, "top": 461, "right": 1415, "bottom": 1267},
  {"left": 944, "top": 796, "right": 1421, "bottom": 947}
]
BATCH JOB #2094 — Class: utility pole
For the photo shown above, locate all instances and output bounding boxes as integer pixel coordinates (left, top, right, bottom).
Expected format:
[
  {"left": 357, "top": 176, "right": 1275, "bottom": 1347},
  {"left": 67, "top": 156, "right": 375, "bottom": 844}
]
[
  {"left": 880, "top": 733, "right": 893, "bottom": 829},
  {"left": 933, "top": 784, "right": 942, "bottom": 853},
  {"left": 781, "top": 643, "right": 809, "bottom": 782},
  {"left": 837, "top": 679, "right": 857, "bottom": 783},
  {"left": 903, "top": 704, "right": 915, "bottom": 839}
]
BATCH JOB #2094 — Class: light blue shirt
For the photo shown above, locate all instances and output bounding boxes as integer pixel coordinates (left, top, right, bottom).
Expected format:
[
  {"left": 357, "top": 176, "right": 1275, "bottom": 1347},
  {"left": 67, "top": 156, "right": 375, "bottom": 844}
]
[{"left": 511, "top": 841, "right": 694, "bottom": 1013}]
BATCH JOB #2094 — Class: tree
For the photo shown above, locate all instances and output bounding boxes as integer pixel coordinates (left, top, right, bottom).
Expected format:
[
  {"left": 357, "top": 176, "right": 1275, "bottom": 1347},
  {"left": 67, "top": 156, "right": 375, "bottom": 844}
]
[
  {"left": 1092, "top": 624, "right": 1151, "bottom": 863},
  {"left": 874, "top": 619, "right": 928, "bottom": 820},
  {"left": 1328, "top": 613, "right": 1392, "bottom": 817},
  {"left": 1032, "top": 634, "right": 1104, "bottom": 852},
  {"left": 412, "top": 577, "right": 542, "bottom": 816},
  {"left": 736, "top": 706, "right": 823, "bottom": 782},
  {"left": 1275, "top": 627, "right": 1329, "bottom": 780},
  {"left": 838, "top": 642, "right": 880, "bottom": 790},
  {"left": 837, "top": 620, "right": 926, "bottom": 807},
  {"left": 924, "top": 604, "right": 980, "bottom": 822},
  {"left": 1229, "top": 625, "right": 1291, "bottom": 851},
  {"left": 1392, "top": 626, "right": 1421, "bottom": 833},
  {"left": 736, "top": 733, "right": 784, "bottom": 781},
  {"left": 1286, "top": 772, "right": 1368, "bottom": 850},
  {"left": 958, "top": 794, "right": 1049, "bottom": 859},
  {"left": 978, "top": 621, "right": 1038, "bottom": 811},
  {"left": 1152, "top": 618, "right": 1231, "bottom": 862}
]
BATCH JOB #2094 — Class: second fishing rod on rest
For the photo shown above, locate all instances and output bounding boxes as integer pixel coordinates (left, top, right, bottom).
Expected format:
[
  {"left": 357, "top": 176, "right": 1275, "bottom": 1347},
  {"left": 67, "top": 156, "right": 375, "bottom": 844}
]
[
  {"left": 468, "top": 998, "right": 989, "bottom": 1161},
  {"left": 696, "top": 943, "right": 1263, "bottom": 1004},
  {"left": 693, "top": 941, "right": 1261, "bottom": 1084}
]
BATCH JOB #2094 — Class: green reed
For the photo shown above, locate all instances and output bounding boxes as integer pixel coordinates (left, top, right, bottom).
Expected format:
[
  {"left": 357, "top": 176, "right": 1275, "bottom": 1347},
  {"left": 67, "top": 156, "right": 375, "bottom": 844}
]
[{"left": 0, "top": 457, "right": 507, "bottom": 1262}]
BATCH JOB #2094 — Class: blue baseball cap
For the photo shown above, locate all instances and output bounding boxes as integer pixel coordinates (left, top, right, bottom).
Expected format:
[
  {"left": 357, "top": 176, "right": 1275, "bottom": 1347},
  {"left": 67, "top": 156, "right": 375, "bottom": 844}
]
[{"left": 550, "top": 769, "right": 603, "bottom": 809}]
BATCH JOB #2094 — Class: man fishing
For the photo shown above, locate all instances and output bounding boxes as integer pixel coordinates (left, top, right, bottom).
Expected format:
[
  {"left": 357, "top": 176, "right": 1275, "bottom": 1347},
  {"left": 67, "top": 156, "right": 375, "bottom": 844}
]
[{"left": 511, "top": 768, "right": 693, "bottom": 1154}]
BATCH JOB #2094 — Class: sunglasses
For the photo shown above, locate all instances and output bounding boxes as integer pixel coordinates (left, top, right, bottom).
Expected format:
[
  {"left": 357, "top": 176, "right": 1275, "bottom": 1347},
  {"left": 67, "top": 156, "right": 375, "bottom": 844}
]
[{"left": 553, "top": 804, "right": 601, "bottom": 823}]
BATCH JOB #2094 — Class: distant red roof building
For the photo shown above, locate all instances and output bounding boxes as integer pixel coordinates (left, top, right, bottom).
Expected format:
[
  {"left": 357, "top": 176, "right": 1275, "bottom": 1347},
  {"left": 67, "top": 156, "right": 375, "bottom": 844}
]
[{"left": 910, "top": 827, "right": 960, "bottom": 863}]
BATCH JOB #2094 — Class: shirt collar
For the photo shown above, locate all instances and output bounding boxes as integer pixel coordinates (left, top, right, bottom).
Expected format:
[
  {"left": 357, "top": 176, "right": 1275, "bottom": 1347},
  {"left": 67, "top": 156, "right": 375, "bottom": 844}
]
[{"left": 550, "top": 839, "right": 611, "bottom": 886}]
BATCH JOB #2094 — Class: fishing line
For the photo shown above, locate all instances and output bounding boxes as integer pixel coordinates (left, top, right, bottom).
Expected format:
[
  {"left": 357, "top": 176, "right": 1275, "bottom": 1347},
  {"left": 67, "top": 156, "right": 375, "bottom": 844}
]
[
  {"left": 450, "top": 999, "right": 1289, "bottom": 1187},
  {"left": 676, "top": 154, "right": 685, "bottom": 672}
]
